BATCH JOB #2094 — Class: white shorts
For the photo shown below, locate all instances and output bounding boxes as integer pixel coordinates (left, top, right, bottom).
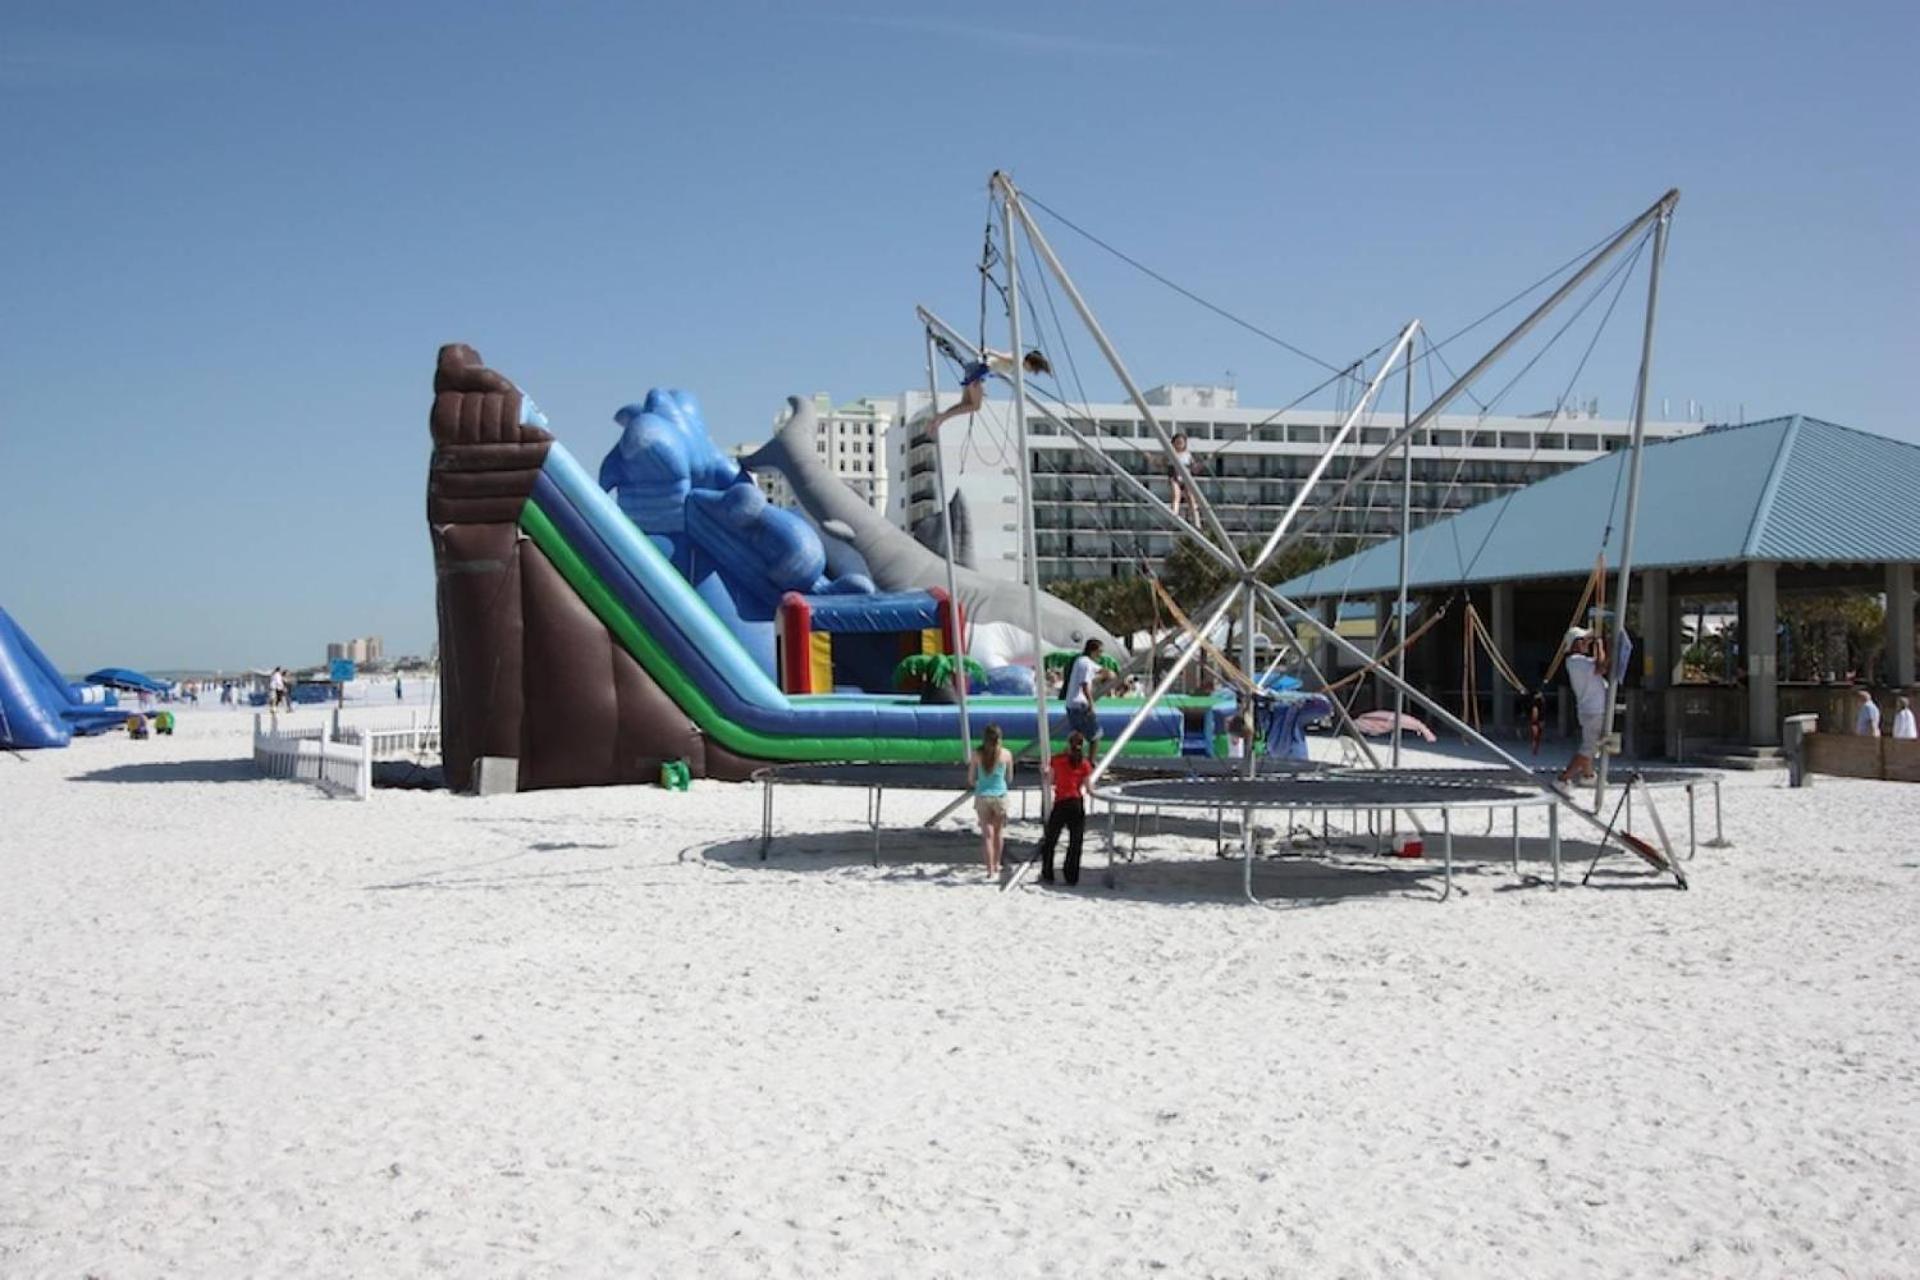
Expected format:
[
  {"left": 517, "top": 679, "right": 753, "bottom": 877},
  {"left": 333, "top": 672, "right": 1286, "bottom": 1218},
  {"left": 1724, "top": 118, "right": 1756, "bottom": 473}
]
[{"left": 1578, "top": 713, "right": 1606, "bottom": 756}]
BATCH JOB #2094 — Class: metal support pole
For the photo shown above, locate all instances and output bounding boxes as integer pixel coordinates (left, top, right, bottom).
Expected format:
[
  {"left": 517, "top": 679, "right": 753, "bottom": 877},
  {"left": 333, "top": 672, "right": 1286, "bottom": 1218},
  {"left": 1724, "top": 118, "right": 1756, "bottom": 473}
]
[
  {"left": 1241, "top": 586, "right": 1258, "bottom": 780},
  {"left": 761, "top": 775, "right": 773, "bottom": 861},
  {"left": 1686, "top": 783, "right": 1697, "bottom": 860},
  {"left": 1394, "top": 341, "right": 1414, "bottom": 770},
  {"left": 918, "top": 306, "right": 1229, "bottom": 568},
  {"left": 1441, "top": 808, "right": 1453, "bottom": 901},
  {"left": 923, "top": 330, "right": 972, "bottom": 756},
  {"left": 1088, "top": 583, "right": 1244, "bottom": 791},
  {"left": 1598, "top": 200, "right": 1674, "bottom": 804},
  {"left": 1511, "top": 806, "right": 1521, "bottom": 876},
  {"left": 998, "top": 173, "right": 1246, "bottom": 570},
  {"left": 1549, "top": 802, "right": 1561, "bottom": 888},
  {"left": 1001, "top": 185, "right": 1052, "bottom": 812},
  {"left": 1262, "top": 190, "right": 1680, "bottom": 572}
]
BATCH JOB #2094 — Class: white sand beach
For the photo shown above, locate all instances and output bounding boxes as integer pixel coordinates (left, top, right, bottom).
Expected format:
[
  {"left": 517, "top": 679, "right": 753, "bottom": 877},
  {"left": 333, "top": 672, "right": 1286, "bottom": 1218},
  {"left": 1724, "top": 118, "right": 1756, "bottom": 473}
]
[{"left": 4, "top": 709, "right": 1918, "bottom": 1275}]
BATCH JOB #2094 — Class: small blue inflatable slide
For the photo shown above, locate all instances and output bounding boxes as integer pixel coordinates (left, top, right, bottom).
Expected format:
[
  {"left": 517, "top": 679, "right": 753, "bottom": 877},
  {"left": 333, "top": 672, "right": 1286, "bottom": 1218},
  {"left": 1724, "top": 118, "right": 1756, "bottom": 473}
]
[{"left": 0, "top": 607, "right": 128, "bottom": 749}]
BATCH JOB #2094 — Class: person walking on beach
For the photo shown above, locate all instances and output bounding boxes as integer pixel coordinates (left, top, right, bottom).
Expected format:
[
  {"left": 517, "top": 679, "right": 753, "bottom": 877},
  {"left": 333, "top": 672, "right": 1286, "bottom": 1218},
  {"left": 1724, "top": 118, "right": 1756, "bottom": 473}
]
[
  {"left": 1063, "top": 638, "right": 1104, "bottom": 746},
  {"left": 268, "top": 667, "right": 286, "bottom": 712},
  {"left": 1557, "top": 628, "right": 1608, "bottom": 786},
  {"left": 1894, "top": 696, "right": 1917, "bottom": 741},
  {"left": 394, "top": 676, "right": 404, "bottom": 702},
  {"left": 1855, "top": 688, "right": 1883, "bottom": 736},
  {"left": 970, "top": 723, "right": 1013, "bottom": 879},
  {"left": 1036, "top": 731, "right": 1095, "bottom": 885}
]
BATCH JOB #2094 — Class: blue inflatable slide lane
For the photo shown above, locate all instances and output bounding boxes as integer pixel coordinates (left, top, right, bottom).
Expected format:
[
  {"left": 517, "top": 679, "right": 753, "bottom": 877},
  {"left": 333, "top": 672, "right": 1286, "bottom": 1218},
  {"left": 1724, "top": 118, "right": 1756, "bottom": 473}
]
[{"left": 0, "top": 607, "right": 128, "bottom": 749}]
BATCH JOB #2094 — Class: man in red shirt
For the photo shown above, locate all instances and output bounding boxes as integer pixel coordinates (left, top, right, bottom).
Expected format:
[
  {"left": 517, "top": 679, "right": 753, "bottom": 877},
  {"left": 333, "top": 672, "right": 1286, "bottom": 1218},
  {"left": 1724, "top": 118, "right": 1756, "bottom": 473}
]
[{"left": 1038, "top": 732, "right": 1095, "bottom": 885}]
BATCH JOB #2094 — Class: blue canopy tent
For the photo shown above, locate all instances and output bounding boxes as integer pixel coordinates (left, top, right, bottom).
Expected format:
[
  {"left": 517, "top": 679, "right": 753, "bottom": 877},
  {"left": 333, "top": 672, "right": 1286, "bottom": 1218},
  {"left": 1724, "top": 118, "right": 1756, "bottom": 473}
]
[{"left": 86, "top": 667, "right": 173, "bottom": 696}]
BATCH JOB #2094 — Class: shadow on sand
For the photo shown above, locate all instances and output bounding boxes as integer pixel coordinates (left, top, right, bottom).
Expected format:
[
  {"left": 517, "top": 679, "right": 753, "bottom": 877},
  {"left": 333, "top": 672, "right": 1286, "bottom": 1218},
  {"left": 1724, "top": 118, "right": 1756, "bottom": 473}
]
[
  {"left": 688, "top": 824, "right": 1612, "bottom": 907},
  {"left": 73, "top": 759, "right": 260, "bottom": 785}
]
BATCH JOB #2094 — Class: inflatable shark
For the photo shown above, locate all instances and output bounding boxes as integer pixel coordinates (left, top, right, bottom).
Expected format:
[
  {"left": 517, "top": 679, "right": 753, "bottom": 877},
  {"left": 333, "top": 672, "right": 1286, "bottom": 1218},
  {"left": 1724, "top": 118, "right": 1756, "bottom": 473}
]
[{"left": 745, "top": 396, "right": 1116, "bottom": 664}]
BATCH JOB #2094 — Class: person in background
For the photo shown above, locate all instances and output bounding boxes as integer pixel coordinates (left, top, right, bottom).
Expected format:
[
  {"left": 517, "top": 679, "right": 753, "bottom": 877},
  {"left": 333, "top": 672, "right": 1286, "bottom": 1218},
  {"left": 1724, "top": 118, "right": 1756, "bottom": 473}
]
[
  {"left": 1036, "top": 732, "right": 1095, "bottom": 885},
  {"left": 1855, "top": 688, "right": 1883, "bottom": 736},
  {"left": 395, "top": 676, "right": 404, "bottom": 702},
  {"left": 1557, "top": 628, "right": 1608, "bottom": 786},
  {"left": 1893, "top": 695, "right": 1917, "bottom": 740},
  {"left": 1227, "top": 714, "right": 1251, "bottom": 760},
  {"left": 1527, "top": 690, "right": 1547, "bottom": 756},
  {"left": 1063, "top": 638, "right": 1104, "bottom": 747},
  {"left": 268, "top": 667, "right": 286, "bottom": 712},
  {"left": 969, "top": 723, "right": 1013, "bottom": 880}
]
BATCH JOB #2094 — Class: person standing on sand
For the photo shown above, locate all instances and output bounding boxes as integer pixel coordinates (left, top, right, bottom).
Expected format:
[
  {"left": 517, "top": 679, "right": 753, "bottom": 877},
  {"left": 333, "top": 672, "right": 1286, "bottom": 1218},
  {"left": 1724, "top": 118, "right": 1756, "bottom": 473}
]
[
  {"left": 269, "top": 667, "right": 286, "bottom": 712},
  {"left": 1894, "top": 696, "right": 1917, "bottom": 741},
  {"left": 969, "top": 723, "right": 1013, "bottom": 879},
  {"left": 1558, "top": 628, "right": 1608, "bottom": 785},
  {"left": 1063, "top": 638, "right": 1104, "bottom": 746},
  {"left": 1035, "top": 732, "right": 1095, "bottom": 886},
  {"left": 1855, "top": 688, "right": 1882, "bottom": 736}
]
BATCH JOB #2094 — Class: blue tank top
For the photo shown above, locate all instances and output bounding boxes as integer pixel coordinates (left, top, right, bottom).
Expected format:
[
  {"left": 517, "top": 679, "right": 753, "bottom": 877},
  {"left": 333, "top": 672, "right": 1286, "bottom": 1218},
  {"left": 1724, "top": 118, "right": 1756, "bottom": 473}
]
[{"left": 975, "top": 754, "right": 1009, "bottom": 798}]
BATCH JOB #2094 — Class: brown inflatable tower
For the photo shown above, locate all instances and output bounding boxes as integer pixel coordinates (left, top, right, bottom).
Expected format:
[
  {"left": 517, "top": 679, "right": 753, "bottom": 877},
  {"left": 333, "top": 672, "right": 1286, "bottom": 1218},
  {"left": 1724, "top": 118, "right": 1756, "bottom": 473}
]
[{"left": 428, "top": 344, "right": 745, "bottom": 791}]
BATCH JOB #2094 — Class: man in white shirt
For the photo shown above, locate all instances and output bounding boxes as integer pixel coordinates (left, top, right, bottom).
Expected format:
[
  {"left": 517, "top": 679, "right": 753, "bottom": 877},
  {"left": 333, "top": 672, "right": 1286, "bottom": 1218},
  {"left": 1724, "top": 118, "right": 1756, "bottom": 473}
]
[
  {"left": 1855, "top": 689, "right": 1883, "bottom": 736},
  {"left": 1894, "top": 696, "right": 1917, "bottom": 741},
  {"left": 1063, "top": 639, "right": 1104, "bottom": 747},
  {"left": 1557, "top": 628, "right": 1609, "bottom": 785}
]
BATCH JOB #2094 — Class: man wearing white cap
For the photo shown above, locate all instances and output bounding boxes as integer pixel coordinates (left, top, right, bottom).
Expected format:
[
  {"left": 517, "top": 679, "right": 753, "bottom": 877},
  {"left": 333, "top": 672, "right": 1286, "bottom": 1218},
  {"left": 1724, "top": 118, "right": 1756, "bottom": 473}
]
[{"left": 1558, "top": 627, "right": 1609, "bottom": 785}]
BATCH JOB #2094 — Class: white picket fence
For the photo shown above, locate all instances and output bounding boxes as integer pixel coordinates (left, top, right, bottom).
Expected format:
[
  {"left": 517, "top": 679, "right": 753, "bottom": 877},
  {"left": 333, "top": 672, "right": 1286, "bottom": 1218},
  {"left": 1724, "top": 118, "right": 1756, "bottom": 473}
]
[{"left": 252, "top": 713, "right": 373, "bottom": 800}]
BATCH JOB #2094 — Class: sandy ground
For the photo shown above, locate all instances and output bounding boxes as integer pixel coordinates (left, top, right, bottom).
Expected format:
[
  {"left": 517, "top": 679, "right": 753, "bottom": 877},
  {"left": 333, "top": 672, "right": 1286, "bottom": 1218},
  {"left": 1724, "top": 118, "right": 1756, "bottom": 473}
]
[{"left": 3, "top": 707, "right": 1917, "bottom": 1276}]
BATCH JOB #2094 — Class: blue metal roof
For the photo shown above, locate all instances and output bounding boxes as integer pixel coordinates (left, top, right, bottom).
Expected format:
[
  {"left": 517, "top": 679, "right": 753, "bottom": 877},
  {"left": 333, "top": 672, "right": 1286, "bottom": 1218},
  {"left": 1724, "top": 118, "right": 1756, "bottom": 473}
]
[{"left": 1279, "top": 416, "right": 1920, "bottom": 599}]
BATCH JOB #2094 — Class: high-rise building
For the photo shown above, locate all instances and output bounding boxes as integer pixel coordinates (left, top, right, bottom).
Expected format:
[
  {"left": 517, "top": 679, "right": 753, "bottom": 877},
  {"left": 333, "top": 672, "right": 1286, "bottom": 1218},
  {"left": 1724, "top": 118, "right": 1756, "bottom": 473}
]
[
  {"left": 328, "top": 635, "right": 385, "bottom": 667},
  {"left": 884, "top": 384, "right": 1701, "bottom": 585},
  {"left": 734, "top": 393, "right": 894, "bottom": 513}
]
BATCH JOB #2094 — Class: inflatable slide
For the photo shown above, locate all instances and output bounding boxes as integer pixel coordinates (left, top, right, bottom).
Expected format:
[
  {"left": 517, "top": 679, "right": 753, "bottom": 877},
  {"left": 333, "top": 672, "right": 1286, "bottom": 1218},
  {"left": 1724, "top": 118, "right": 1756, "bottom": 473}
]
[
  {"left": 0, "top": 607, "right": 130, "bottom": 749},
  {"left": 426, "top": 345, "right": 1184, "bottom": 791}
]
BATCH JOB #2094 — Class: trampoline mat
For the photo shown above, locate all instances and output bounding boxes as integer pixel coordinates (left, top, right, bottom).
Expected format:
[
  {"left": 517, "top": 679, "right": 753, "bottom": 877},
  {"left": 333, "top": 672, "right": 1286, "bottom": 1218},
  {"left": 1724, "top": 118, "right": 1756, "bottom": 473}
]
[
  {"left": 1338, "top": 766, "right": 1714, "bottom": 790},
  {"left": 752, "top": 756, "right": 1325, "bottom": 791},
  {"left": 1095, "top": 775, "right": 1534, "bottom": 811}
]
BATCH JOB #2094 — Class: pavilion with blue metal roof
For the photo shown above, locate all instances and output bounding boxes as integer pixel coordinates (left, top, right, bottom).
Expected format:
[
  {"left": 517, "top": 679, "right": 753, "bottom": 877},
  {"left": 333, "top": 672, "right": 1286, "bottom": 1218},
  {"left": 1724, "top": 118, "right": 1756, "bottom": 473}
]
[{"left": 1277, "top": 416, "right": 1920, "bottom": 753}]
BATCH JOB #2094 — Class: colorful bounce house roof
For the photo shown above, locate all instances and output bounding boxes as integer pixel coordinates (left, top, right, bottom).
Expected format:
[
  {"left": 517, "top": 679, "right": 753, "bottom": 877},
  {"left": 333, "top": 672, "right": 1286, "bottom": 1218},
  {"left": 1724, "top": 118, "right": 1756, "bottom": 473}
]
[
  {"left": 86, "top": 667, "right": 172, "bottom": 695},
  {"left": 0, "top": 608, "right": 129, "bottom": 749}
]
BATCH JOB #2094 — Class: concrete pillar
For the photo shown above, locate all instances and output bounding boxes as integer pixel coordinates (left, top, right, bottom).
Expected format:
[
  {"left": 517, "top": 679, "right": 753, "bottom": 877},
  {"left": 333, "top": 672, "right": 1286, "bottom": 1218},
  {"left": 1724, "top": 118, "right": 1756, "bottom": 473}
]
[
  {"left": 1643, "top": 571, "right": 1674, "bottom": 759},
  {"left": 1747, "top": 560, "right": 1779, "bottom": 746},
  {"left": 1490, "top": 582, "right": 1516, "bottom": 730},
  {"left": 1886, "top": 563, "right": 1915, "bottom": 688},
  {"left": 1642, "top": 569, "right": 1672, "bottom": 690}
]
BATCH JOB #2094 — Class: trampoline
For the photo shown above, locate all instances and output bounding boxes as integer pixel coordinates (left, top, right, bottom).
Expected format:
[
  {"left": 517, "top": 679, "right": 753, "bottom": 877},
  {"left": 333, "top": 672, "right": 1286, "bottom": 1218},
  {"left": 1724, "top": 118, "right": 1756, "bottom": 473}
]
[
  {"left": 1090, "top": 773, "right": 1546, "bottom": 902},
  {"left": 751, "top": 756, "right": 1327, "bottom": 865},
  {"left": 1335, "top": 767, "right": 1728, "bottom": 861}
]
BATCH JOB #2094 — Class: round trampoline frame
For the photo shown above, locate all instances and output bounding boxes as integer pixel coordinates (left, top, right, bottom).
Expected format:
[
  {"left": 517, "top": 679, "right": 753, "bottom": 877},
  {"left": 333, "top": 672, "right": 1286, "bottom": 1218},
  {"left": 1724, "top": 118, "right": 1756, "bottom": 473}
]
[
  {"left": 1089, "top": 774, "right": 1551, "bottom": 903},
  {"left": 745, "top": 758, "right": 1721, "bottom": 901}
]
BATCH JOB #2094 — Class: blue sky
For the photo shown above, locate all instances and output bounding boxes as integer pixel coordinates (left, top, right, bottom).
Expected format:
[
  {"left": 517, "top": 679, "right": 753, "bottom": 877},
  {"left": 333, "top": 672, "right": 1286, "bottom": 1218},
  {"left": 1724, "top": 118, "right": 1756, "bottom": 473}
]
[{"left": 2, "top": 1, "right": 1911, "bottom": 671}]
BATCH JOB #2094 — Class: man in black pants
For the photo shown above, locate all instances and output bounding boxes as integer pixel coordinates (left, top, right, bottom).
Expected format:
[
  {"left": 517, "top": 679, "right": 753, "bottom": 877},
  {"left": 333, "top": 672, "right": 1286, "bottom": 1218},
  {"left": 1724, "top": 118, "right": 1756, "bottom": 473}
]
[{"left": 1038, "top": 732, "right": 1095, "bottom": 885}]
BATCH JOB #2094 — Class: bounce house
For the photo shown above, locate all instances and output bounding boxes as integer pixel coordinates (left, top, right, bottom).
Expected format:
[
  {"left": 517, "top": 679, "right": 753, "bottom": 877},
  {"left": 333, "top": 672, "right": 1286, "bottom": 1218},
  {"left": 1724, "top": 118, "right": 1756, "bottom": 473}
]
[
  {"left": 425, "top": 344, "right": 1193, "bottom": 791},
  {"left": 0, "top": 607, "right": 131, "bottom": 749}
]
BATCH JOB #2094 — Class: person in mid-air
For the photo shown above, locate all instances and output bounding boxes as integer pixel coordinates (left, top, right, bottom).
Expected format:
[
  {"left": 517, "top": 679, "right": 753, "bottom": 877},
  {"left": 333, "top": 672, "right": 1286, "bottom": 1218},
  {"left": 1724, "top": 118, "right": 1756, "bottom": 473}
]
[
  {"left": 1167, "top": 432, "right": 1205, "bottom": 521},
  {"left": 925, "top": 349, "right": 1052, "bottom": 435}
]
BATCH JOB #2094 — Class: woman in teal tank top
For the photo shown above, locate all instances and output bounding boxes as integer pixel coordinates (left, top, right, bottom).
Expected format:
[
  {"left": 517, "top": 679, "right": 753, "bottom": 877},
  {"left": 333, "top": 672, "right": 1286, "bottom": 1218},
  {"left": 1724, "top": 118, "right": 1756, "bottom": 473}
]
[{"left": 969, "top": 723, "right": 1012, "bottom": 878}]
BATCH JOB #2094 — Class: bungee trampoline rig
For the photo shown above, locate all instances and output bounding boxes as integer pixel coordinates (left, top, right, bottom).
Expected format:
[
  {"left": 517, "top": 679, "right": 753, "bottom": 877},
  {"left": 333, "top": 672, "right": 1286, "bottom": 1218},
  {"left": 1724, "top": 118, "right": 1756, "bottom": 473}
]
[{"left": 747, "top": 173, "right": 1716, "bottom": 905}]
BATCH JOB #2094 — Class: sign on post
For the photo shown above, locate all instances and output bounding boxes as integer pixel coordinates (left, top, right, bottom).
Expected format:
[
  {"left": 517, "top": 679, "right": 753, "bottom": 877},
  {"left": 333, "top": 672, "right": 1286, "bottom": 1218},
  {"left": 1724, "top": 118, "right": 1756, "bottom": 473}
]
[{"left": 330, "top": 658, "right": 357, "bottom": 684}]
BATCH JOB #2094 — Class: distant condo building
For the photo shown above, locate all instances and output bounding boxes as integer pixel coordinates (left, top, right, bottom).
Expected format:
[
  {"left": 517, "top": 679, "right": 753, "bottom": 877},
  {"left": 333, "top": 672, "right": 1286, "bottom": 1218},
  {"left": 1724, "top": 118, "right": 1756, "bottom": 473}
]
[
  {"left": 881, "top": 384, "right": 1702, "bottom": 585},
  {"left": 733, "top": 393, "right": 893, "bottom": 513},
  {"left": 326, "top": 635, "right": 384, "bottom": 665}
]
